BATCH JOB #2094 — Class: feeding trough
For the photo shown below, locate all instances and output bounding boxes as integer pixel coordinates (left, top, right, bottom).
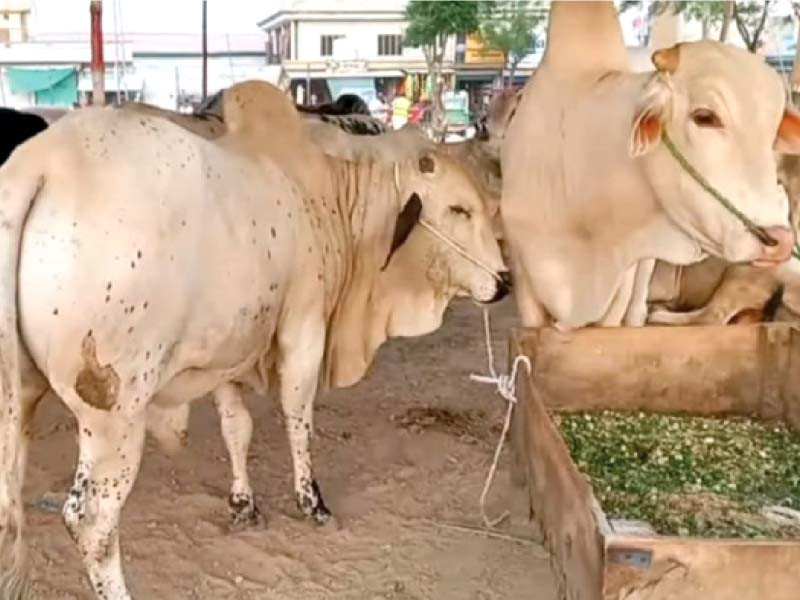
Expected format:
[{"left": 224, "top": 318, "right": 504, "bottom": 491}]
[{"left": 508, "top": 323, "right": 800, "bottom": 600}]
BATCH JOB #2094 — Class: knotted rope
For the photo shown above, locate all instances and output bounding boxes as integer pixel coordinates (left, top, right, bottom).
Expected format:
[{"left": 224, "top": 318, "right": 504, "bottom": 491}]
[{"left": 469, "top": 308, "right": 531, "bottom": 529}]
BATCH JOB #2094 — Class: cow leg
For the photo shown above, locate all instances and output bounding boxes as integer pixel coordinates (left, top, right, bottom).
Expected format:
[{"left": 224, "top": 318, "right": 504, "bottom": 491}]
[
  {"left": 623, "top": 259, "right": 656, "bottom": 326},
  {"left": 145, "top": 402, "right": 189, "bottom": 455},
  {"left": 512, "top": 266, "right": 550, "bottom": 327},
  {"left": 213, "top": 383, "right": 262, "bottom": 528},
  {"left": 0, "top": 357, "right": 48, "bottom": 599},
  {"left": 57, "top": 386, "right": 146, "bottom": 600},
  {"left": 277, "top": 318, "right": 331, "bottom": 525},
  {"left": 599, "top": 264, "right": 637, "bottom": 326}
]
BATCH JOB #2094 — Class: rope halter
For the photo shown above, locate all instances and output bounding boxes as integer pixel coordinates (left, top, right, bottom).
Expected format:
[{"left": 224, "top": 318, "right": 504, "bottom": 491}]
[
  {"left": 661, "top": 130, "right": 800, "bottom": 261},
  {"left": 392, "top": 162, "right": 504, "bottom": 283}
]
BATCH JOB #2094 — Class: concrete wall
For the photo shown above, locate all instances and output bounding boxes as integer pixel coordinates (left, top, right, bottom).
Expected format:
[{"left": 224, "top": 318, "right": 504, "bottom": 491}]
[{"left": 295, "top": 19, "right": 428, "bottom": 62}]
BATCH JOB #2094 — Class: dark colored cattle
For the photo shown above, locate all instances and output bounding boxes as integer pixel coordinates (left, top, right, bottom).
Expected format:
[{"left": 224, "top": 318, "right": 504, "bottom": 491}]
[
  {"left": 0, "top": 107, "right": 49, "bottom": 165},
  {"left": 296, "top": 93, "right": 371, "bottom": 116}
]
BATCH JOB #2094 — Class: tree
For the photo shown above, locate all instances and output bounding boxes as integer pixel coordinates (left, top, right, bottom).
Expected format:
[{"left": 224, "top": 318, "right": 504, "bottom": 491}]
[
  {"left": 404, "top": 0, "right": 483, "bottom": 141},
  {"left": 720, "top": 1, "right": 734, "bottom": 42},
  {"left": 621, "top": 1, "right": 728, "bottom": 41},
  {"left": 478, "top": 1, "right": 545, "bottom": 88},
  {"left": 733, "top": 1, "right": 772, "bottom": 53},
  {"left": 621, "top": 1, "right": 772, "bottom": 49}
]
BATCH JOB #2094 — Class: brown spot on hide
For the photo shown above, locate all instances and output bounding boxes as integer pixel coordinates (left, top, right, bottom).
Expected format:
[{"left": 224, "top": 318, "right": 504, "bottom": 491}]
[{"left": 74, "top": 333, "right": 120, "bottom": 411}]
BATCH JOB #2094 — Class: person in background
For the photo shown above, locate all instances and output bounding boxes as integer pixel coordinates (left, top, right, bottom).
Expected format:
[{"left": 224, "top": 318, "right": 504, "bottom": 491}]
[
  {"left": 391, "top": 92, "right": 410, "bottom": 130},
  {"left": 370, "top": 92, "right": 389, "bottom": 124}
]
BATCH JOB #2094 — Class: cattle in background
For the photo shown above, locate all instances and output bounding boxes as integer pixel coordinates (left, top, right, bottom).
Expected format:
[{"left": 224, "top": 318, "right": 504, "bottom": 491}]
[
  {"left": 0, "top": 107, "right": 48, "bottom": 165},
  {"left": 501, "top": 0, "right": 800, "bottom": 331},
  {"left": 296, "top": 92, "right": 371, "bottom": 116},
  {"left": 0, "top": 80, "right": 507, "bottom": 598},
  {"left": 196, "top": 87, "right": 387, "bottom": 136}
]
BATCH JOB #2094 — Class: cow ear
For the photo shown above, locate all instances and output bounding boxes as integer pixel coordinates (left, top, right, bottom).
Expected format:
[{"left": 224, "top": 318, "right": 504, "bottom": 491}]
[
  {"left": 775, "top": 108, "right": 800, "bottom": 155},
  {"left": 381, "top": 193, "right": 422, "bottom": 271},
  {"left": 629, "top": 74, "right": 672, "bottom": 158}
]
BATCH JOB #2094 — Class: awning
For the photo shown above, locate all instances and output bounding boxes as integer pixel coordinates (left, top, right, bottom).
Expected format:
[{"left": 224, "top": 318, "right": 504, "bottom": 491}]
[
  {"left": 6, "top": 67, "right": 78, "bottom": 106},
  {"left": 327, "top": 77, "right": 375, "bottom": 104},
  {"left": 286, "top": 69, "right": 405, "bottom": 80},
  {"left": 455, "top": 72, "right": 499, "bottom": 82}
]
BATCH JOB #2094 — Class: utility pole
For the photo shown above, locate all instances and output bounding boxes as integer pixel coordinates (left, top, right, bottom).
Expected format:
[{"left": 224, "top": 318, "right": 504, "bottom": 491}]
[
  {"left": 201, "top": 0, "right": 208, "bottom": 101},
  {"left": 90, "top": 0, "right": 105, "bottom": 105}
]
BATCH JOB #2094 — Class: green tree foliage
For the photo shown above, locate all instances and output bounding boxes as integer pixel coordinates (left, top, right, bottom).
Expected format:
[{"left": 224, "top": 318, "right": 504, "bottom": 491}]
[
  {"left": 404, "top": 0, "right": 484, "bottom": 140},
  {"left": 620, "top": 1, "right": 728, "bottom": 40},
  {"left": 621, "top": 1, "right": 771, "bottom": 50},
  {"left": 478, "top": 1, "right": 545, "bottom": 87},
  {"left": 732, "top": 1, "right": 772, "bottom": 52}
]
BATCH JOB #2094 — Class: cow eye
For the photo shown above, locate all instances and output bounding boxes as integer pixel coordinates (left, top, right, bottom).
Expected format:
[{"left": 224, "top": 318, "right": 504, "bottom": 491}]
[
  {"left": 691, "top": 108, "right": 722, "bottom": 128},
  {"left": 448, "top": 205, "right": 471, "bottom": 218}
]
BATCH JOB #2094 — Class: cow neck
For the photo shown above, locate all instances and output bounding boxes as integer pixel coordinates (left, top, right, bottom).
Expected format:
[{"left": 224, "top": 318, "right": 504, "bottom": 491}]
[{"left": 320, "top": 157, "right": 420, "bottom": 391}]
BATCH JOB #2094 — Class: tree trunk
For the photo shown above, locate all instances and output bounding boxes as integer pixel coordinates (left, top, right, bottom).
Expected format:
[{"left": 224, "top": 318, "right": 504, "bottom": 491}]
[
  {"left": 792, "top": 19, "right": 800, "bottom": 101},
  {"left": 503, "top": 51, "right": 510, "bottom": 88},
  {"left": 719, "top": 1, "right": 733, "bottom": 42},
  {"left": 508, "top": 57, "right": 521, "bottom": 88},
  {"left": 427, "top": 35, "right": 448, "bottom": 143},
  {"left": 701, "top": 18, "right": 709, "bottom": 40},
  {"left": 735, "top": 0, "right": 771, "bottom": 53}
]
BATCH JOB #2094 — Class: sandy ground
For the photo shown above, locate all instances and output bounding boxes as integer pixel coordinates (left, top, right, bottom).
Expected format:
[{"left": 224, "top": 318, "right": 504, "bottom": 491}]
[{"left": 22, "top": 296, "right": 556, "bottom": 599}]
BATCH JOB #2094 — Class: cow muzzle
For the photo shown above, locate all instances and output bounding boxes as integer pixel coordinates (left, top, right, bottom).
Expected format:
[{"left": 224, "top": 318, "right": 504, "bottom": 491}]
[
  {"left": 486, "top": 270, "right": 512, "bottom": 303},
  {"left": 751, "top": 226, "right": 796, "bottom": 268}
]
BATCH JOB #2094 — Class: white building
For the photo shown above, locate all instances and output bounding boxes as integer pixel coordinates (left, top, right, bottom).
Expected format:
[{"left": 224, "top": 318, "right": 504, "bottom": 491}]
[
  {"left": 259, "top": 0, "right": 436, "bottom": 105},
  {"left": 0, "top": 0, "right": 287, "bottom": 110}
]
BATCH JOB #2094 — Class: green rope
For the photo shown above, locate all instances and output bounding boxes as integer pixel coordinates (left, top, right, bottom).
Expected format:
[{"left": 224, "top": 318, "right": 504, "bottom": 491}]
[
  {"left": 662, "top": 130, "right": 800, "bottom": 261},
  {"left": 661, "top": 130, "right": 782, "bottom": 247}
]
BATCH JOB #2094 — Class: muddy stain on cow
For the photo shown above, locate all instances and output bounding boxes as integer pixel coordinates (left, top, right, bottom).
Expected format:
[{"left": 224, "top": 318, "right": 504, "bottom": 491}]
[{"left": 75, "top": 332, "right": 121, "bottom": 411}]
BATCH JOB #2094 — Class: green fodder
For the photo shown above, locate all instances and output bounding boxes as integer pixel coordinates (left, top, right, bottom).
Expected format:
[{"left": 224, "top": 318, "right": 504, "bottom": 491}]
[{"left": 555, "top": 411, "right": 800, "bottom": 539}]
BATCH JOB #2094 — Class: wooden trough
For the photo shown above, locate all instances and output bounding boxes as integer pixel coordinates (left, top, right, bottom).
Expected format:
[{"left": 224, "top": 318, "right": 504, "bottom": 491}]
[{"left": 508, "top": 323, "right": 800, "bottom": 600}]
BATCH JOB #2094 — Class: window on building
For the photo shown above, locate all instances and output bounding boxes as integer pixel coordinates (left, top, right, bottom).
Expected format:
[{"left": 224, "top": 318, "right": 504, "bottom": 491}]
[
  {"left": 378, "top": 34, "right": 403, "bottom": 57},
  {"left": 320, "top": 34, "right": 343, "bottom": 57}
]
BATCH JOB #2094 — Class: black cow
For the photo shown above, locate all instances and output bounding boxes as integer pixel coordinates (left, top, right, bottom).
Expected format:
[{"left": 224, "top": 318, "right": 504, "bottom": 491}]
[
  {"left": 0, "top": 107, "right": 48, "bottom": 165},
  {"left": 296, "top": 93, "right": 371, "bottom": 116}
]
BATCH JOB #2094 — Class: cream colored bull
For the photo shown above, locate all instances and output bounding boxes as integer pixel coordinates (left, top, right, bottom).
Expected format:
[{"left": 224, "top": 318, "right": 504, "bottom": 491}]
[
  {"left": 0, "top": 80, "right": 508, "bottom": 599},
  {"left": 502, "top": 0, "right": 800, "bottom": 330}
]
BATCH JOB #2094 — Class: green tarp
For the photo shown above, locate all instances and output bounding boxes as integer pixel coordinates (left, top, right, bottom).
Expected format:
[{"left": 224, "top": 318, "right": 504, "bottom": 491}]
[{"left": 6, "top": 67, "right": 78, "bottom": 107}]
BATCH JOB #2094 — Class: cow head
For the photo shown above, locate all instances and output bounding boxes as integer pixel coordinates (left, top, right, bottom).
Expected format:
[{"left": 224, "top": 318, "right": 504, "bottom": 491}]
[
  {"left": 630, "top": 41, "right": 800, "bottom": 267},
  {"left": 385, "top": 151, "right": 510, "bottom": 305}
]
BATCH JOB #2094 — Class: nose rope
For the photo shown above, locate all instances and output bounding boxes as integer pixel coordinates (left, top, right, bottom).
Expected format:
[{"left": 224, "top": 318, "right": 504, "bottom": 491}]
[
  {"left": 393, "top": 163, "right": 504, "bottom": 283},
  {"left": 661, "top": 130, "right": 800, "bottom": 260}
]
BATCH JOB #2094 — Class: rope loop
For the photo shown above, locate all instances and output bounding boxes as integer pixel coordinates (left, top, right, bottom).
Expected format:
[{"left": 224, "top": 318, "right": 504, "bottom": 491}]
[{"left": 469, "top": 308, "right": 531, "bottom": 529}]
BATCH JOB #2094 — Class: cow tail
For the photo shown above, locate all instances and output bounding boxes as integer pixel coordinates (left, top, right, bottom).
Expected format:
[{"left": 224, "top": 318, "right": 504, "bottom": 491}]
[{"left": 0, "top": 158, "right": 42, "bottom": 599}]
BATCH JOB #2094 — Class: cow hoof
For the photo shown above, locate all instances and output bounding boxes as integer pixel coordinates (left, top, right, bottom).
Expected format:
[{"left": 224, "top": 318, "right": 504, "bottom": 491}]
[
  {"left": 310, "top": 503, "right": 333, "bottom": 526},
  {"left": 297, "top": 479, "right": 334, "bottom": 526},
  {"left": 228, "top": 494, "right": 264, "bottom": 531}
]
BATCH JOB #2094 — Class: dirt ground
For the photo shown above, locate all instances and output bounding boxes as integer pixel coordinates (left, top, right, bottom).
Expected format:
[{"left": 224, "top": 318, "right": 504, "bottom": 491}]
[{"left": 22, "top": 296, "right": 556, "bottom": 599}]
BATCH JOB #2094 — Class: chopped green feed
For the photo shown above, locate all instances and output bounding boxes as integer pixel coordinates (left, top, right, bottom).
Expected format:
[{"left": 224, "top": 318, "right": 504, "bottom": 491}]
[{"left": 554, "top": 411, "right": 800, "bottom": 539}]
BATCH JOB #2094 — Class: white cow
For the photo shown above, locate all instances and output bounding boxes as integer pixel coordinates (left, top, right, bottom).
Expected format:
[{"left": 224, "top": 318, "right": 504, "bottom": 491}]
[
  {"left": 502, "top": 0, "right": 800, "bottom": 330},
  {"left": 0, "top": 80, "right": 508, "bottom": 599}
]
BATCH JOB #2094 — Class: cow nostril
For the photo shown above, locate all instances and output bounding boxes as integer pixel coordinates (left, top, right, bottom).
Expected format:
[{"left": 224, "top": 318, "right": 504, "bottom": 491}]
[{"left": 499, "top": 271, "right": 513, "bottom": 289}]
